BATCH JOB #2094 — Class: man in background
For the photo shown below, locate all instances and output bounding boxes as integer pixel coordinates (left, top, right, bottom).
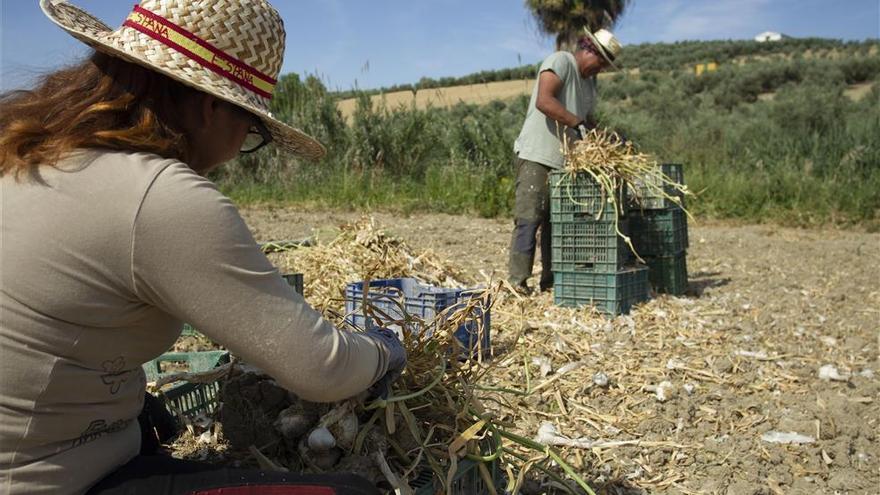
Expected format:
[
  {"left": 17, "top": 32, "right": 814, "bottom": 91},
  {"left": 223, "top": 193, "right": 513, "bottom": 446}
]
[{"left": 508, "top": 28, "right": 622, "bottom": 294}]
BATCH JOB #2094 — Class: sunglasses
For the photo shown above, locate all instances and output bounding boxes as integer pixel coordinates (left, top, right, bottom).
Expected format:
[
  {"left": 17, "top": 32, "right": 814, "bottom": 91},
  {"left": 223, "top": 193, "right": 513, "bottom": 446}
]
[{"left": 240, "top": 119, "right": 273, "bottom": 153}]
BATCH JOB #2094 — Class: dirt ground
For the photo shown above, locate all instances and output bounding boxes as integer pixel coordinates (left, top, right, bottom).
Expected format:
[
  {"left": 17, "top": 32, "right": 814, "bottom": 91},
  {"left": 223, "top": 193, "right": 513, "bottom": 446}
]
[{"left": 234, "top": 207, "right": 879, "bottom": 494}]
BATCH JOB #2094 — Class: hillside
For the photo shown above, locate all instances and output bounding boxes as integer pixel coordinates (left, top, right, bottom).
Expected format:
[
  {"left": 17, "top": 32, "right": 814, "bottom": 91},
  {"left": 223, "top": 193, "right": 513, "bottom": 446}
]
[
  {"left": 336, "top": 39, "right": 878, "bottom": 118},
  {"left": 337, "top": 72, "right": 874, "bottom": 120},
  {"left": 333, "top": 38, "right": 877, "bottom": 97}
]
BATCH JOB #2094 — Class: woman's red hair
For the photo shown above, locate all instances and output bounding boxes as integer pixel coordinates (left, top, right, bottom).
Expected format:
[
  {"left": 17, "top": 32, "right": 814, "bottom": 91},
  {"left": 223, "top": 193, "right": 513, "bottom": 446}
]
[{"left": 0, "top": 52, "right": 197, "bottom": 179}]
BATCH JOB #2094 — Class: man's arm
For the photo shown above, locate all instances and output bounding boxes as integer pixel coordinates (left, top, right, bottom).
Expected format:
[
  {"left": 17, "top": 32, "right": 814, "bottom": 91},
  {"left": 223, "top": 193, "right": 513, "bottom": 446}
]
[{"left": 535, "top": 70, "right": 581, "bottom": 128}]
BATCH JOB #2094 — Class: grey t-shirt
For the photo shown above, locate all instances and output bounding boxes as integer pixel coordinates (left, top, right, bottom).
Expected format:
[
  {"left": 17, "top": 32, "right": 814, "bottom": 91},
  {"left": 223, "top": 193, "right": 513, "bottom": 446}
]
[
  {"left": 0, "top": 150, "right": 392, "bottom": 494},
  {"left": 513, "top": 51, "right": 598, "bottom": 169}
]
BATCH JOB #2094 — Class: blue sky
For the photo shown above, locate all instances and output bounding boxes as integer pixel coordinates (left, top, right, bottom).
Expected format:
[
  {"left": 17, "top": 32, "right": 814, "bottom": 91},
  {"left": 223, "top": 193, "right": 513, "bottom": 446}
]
[{"left": 1, "top": 0, "right": 878, "bottom": 92}]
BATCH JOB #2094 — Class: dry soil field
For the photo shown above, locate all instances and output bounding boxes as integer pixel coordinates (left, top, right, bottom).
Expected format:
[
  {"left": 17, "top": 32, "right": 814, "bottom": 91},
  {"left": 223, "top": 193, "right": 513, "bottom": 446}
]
[{"left": 232, "top": 207, "right": 879, "bottom": 494}]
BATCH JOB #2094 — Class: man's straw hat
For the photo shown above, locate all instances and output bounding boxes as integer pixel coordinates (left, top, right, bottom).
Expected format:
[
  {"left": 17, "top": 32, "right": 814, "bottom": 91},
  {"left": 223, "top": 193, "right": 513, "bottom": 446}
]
[
  {"left": 582, "top": 28, "right": 623, "bottom": 70},
  {"left": 40, "top": 0, "right": 325, "bottom": 160}
]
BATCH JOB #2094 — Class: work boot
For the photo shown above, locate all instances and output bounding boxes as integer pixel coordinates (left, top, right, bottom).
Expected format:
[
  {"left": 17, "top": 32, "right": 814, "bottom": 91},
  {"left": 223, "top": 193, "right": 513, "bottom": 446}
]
[
  {"left": 539, "top": 278, "right": 554, "bottom": 293},
  {"left": 510, "top": 282, "right": 533, "bottom": 297}
]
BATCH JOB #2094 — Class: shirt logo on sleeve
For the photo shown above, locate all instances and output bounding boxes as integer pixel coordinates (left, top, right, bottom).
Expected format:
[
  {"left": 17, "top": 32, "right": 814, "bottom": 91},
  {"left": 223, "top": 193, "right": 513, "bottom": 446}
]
[
  {"left": 100, "top": 356, "right": 131, "bottom": 395},
  {"left": 72, "top": 418, "right": 132, "bottom": 448}
]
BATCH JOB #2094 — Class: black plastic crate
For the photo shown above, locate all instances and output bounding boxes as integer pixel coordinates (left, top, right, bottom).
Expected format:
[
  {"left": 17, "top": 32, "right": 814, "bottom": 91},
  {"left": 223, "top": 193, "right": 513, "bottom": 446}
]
[
  {"left": 345, "top": 278, "right": 490, "bottom": 356},
  {"left": 550, "top": 170, "right": 626, "bottom": 223},
  {"left": 644, "top": 253, "right": 689, "bottom": 296},
  {"left": 550, "top": 219, "right": 633, "bottom": 273},
  {"left": 553, "top": 266, "right": 650, "bottom": 316},
  {"left": 630, "top": 207, "right": 689, "bottom": 256}
]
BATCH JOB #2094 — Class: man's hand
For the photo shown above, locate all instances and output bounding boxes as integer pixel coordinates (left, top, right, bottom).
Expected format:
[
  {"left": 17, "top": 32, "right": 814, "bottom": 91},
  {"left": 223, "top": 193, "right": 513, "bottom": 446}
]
[
  {"left": 564, "top": 120, "right": 592, "bottom": 145},
  {"left": 364, "top": 327, "right": 407, "bottom": 400},
  {"left": 575, "top": 120, "right": 592, "bottom": 140}
]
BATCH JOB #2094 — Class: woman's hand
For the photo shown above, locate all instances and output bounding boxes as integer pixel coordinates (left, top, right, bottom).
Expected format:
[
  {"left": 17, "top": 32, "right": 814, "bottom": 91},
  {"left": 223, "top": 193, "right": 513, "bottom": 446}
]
[{"left": 364, "top": 327, "right": 407, "bottom": 399}]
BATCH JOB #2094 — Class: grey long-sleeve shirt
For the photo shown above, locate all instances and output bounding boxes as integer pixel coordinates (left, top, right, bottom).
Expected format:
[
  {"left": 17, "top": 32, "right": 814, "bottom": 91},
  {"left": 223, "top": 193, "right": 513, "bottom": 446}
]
[{"left": 0, "top": 150, "right": 390, "bottom": 495}]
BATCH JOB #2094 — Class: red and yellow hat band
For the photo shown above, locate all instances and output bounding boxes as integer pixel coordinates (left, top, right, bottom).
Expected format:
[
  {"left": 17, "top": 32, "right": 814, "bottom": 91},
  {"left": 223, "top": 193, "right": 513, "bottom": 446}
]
[{"left": 123, "top": 5, "right": 276, "bottom": 99}]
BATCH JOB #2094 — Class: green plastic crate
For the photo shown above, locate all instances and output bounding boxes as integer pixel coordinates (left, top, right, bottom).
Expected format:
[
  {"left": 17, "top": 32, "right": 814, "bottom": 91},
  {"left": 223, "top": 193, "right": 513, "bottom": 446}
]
[
  {"left": 553, "top": 266, "right": 650, "bottom": 316},
  {"left": 162, "top": 381, "right": 223, "bottom": 420},
  {"left": 181, "top": 323, "right": 199, "bottom": 337},
  {"left": 550, "top": 171, "right": 626, "bottom": 223},
  {"left": 645, "top": 253, "right": 689, "bottom": 296},
  {"left": 630, "top": 207, "right": 689, "bottom": 256},
  {"left": 628, "top": 163, "right": 686, "bottom": 211},
  {"left": 282, "top": 273, "right": 304, "bottom": 296},
  {"left": 412, "top": 438, "right": 502, "bottom": 495},
  {"left": 550, "top": 219, "right": 633, "bottom": 273},
  {"left": 143, "top": 351, "right": 230, "bottom": 419},
  {"left": 143, "top": 351, "right": 230, "bottom": 382}
]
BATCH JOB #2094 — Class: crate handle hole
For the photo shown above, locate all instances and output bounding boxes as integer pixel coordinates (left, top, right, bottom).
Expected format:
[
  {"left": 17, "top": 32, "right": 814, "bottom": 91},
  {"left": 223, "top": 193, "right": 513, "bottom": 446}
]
[{"left": 159, "top": 360, "right": 189, "bottom": 375}]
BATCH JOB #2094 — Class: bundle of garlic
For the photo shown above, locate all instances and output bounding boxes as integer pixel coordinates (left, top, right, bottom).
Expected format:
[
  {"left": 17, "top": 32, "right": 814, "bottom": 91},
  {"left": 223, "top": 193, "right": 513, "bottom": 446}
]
[{"left": 560, "top": 128, "right": 694, "bottom": 258}]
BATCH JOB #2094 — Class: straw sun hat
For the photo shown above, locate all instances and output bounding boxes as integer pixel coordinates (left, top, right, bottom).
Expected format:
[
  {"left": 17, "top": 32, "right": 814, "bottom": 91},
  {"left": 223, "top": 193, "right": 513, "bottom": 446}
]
[
  {"left": 40, "top": 0, "right": 325, "bottom": 160},
  {"left": 582, "top": 28, "right": 622, "bottom": 70}
]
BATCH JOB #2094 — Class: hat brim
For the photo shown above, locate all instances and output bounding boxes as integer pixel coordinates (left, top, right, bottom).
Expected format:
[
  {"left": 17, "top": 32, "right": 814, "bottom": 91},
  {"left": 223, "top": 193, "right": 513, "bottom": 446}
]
[
  {"left": 39, "top": 0, "right": 325, "bottom": 160},
  {"left": 582, "top": 27, "right": 619, "bottom": 71}
]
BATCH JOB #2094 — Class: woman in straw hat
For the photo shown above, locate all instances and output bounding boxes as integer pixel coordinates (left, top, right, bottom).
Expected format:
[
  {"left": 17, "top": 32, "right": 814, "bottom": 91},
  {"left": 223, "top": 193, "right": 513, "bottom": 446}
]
[{"left": 0, "top": 1, "right": 404, "bottom": 494}]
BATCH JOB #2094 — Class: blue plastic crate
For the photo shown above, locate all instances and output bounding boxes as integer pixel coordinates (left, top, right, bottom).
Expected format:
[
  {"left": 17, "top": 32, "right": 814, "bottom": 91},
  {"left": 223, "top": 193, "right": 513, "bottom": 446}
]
[{"left": 344, "top": 278, "right": 490, "bottom": 356}]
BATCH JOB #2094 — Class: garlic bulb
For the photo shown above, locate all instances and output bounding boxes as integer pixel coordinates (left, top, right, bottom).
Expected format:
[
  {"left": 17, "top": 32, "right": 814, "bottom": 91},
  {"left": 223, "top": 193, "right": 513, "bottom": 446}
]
[
  {"left": 331, "top": 411, "right": 359, "bottom": 450},
  {"left": 275, "top": 406, "right": 314, "bottom": 441},
  {"left": 307, "top": 427, "right": 336, "bottom": 452}
]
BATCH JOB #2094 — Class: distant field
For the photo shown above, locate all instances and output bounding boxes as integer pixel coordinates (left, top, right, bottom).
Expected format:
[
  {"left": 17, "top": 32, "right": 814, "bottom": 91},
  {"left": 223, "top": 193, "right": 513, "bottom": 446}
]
[
  {"left": 337, "top": 78, "right": 537, "bottom": 119},
  {"left": 338, "top": 70, "right": 874, "bottom": 119}
]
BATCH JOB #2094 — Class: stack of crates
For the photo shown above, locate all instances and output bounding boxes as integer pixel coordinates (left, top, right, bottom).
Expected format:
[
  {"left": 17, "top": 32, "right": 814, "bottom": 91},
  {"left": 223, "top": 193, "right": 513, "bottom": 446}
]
[
  {"left": 549, "top": 171, "right": 650, "bottom": 316},
  {"left": 627, "top": 164, "right": 689, "bottom": 296}
]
